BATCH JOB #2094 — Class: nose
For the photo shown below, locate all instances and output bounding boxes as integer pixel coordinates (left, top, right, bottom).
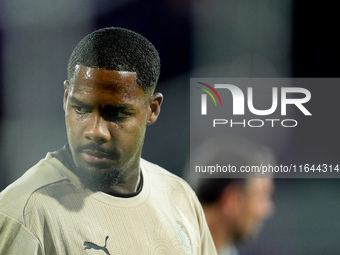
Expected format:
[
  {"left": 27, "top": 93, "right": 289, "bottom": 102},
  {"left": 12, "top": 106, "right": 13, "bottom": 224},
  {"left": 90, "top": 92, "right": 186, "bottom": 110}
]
[{"left": 84, "top": 114, "right": 111, "bottom": 143}]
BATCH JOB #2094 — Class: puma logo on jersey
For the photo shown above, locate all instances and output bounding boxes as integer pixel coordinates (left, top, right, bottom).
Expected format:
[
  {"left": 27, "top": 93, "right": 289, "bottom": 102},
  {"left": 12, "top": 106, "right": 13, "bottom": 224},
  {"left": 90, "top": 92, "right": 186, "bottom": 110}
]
[{"left": 84, "top": 235, "right": 110, "bottom": 255}]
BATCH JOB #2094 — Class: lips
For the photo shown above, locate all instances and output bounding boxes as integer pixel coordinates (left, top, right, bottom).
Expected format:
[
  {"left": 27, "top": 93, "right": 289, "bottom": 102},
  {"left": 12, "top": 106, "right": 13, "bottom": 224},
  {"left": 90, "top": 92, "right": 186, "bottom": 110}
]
[
  {"left": 81, "top": 150, "right": 112, "bottom": 164},
  {"left": 75, "top": 143, "right": 119, "bottom": 165}
]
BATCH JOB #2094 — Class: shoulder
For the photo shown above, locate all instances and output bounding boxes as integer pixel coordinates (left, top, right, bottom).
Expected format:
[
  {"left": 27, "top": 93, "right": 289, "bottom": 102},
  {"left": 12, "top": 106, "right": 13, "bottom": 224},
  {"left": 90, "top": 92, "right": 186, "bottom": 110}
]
[
  {"left": 141, "top": 158, "right": 217, "bottom": 253},
  {"left": 141, "top": 158, "right": 199, "bottom": 202},
  {"left": 0, "top": 211, "right": 43, "bottom": 254},
  {"left": 0, "top": 153, "right": 68, "bottom": 223},
  {"left": 141, "top": 158, "right": 191, "bottom": 187}
]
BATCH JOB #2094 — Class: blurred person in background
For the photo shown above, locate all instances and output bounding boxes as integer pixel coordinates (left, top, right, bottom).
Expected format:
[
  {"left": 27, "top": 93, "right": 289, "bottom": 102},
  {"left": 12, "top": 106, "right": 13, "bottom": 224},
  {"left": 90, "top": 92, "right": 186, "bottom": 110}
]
[{"left": 188, "top": 135, "right": 275, "bottom": 255}]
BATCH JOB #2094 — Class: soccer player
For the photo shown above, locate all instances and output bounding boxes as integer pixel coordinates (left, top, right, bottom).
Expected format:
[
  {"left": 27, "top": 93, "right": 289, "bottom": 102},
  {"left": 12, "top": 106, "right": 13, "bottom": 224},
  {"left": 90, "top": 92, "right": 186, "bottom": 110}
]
[{"left": 0, "top": 27, "right": 217, "bottom": 255}]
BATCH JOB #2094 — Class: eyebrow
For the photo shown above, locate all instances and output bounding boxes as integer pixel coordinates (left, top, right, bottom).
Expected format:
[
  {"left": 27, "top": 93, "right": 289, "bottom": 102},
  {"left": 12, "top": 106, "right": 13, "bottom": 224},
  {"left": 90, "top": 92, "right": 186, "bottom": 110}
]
[
  {"left": 69, "top": 96, "right": 91, "bottom": 108},
  {"left": 69, "top": 96, "right": 135, "bottom": 111}
]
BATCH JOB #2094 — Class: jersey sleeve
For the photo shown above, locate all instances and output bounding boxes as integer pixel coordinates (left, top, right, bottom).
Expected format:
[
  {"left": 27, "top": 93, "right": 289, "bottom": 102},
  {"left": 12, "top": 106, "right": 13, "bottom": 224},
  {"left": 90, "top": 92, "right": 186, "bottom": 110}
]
[
  {"left": 197, "top": 204, "right": 218, "bottom": 254},
  {"left": 184, "top": 184, "right": 218, "bottom": 255},
  {"left": 0, "top": 212, "right": 44, "bottom": 255}
]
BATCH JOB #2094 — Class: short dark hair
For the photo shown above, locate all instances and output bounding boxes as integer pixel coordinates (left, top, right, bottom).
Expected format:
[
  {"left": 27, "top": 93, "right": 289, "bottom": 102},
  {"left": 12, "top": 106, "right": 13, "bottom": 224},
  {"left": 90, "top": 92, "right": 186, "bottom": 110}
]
[
  {"left": 196, "top": 178, "right": 245, "bottom": 205},
  {"left": 67, "top": 27, "right": 160, "bottom": 92}
]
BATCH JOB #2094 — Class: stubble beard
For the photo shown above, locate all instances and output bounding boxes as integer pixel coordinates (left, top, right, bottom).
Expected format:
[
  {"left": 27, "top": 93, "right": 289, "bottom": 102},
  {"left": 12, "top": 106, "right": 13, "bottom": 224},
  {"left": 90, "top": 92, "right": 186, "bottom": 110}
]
[
  {"left": 74, "top": 163, "right": 123, "bottom": 193},
  {"left": 70, "top": 142, "right": 124, "bottom": 193}
]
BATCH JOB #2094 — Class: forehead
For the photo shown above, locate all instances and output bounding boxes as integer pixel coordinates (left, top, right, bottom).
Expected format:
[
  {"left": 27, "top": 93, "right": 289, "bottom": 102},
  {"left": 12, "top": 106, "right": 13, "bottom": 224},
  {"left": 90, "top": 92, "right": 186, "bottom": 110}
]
[
  {"left": 246, "top": 178, "right": 273, "bottom": 195},
  {"left": 69, "top": 65, "right": 145, "bottom": 100}
]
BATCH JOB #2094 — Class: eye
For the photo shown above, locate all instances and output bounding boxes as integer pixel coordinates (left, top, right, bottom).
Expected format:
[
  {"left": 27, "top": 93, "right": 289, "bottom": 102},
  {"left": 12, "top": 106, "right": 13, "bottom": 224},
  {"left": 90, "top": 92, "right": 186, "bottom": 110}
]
[
  {"left": 74, "top": 106, "right": 91, "bottom": 114},
  {"left": 101, "top": 108, "right": 131, "bottom": 122},
  {"left": 105, "top": 111, "right": 129, "bottom": 121}
]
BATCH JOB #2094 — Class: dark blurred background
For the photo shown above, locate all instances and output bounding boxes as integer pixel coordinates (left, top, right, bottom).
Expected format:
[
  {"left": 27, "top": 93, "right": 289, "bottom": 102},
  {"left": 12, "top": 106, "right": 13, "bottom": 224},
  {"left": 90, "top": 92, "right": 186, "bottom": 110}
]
[{"left": 1, "top": 1, "right": 339, "bottom": 254}]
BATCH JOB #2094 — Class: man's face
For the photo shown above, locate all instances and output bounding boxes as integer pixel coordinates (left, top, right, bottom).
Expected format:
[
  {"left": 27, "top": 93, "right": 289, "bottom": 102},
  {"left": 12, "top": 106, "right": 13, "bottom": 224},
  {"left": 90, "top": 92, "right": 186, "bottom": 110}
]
[
  {"left": 63, "top": 65, "right": 162, "bottom": 192},
  {"left": 234, "top": 178, "right": 274, "bottom": 241}
]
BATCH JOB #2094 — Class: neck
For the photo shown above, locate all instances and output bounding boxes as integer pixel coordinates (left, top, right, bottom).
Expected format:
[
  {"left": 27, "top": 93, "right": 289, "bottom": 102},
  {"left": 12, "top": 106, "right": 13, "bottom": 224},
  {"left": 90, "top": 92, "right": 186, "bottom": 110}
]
[
  {"left": 204, "top": 203, "right": 233, "bottom": 252},
  {"left": 107, "top": 168, "right": 142, "bottom": 195}
]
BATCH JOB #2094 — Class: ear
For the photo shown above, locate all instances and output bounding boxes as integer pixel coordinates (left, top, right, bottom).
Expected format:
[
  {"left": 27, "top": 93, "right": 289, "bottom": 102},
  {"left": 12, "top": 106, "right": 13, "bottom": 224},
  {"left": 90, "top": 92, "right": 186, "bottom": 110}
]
[
  {"left": 220, "top": 183, "right": 243, "bottom": 218},
  {"left": 147, "top": 92, "right": 163, "bottom": 125},
  {"left": 63, "top": 80, "right": 70, "bottom": 111}
]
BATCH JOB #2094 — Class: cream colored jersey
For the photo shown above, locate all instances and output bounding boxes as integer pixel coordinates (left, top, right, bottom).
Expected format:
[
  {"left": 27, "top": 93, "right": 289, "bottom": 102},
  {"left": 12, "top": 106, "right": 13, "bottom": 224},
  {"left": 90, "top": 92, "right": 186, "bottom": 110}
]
[{"left": 0, "top": 153, "right": 217, "bottom": 255}]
